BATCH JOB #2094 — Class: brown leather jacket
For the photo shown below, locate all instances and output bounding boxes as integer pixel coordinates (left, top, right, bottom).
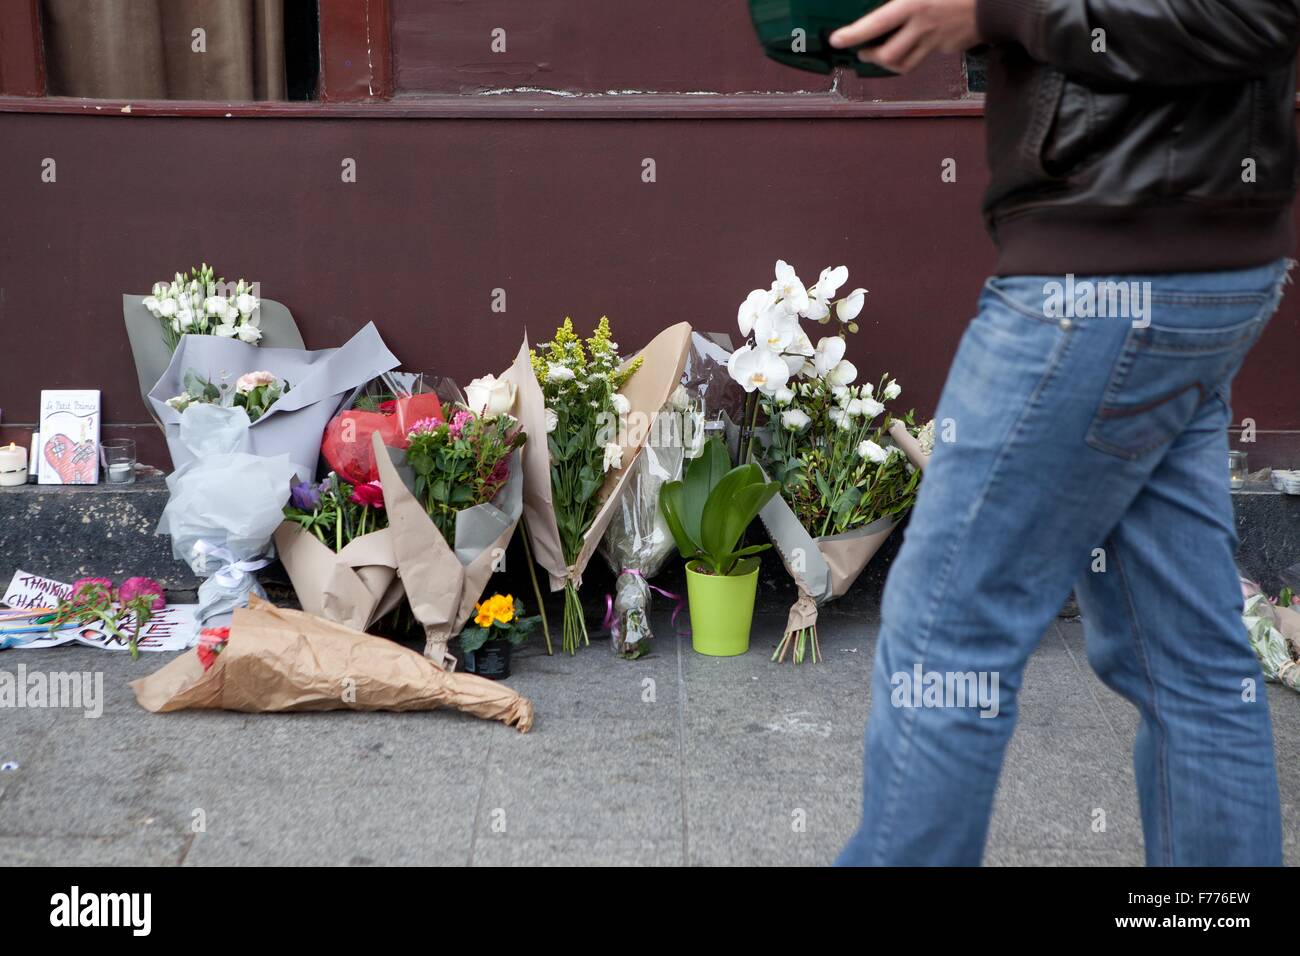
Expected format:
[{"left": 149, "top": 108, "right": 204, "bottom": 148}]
[{"left": 976, "top": 0, "right": 1300, "bottom": 275}]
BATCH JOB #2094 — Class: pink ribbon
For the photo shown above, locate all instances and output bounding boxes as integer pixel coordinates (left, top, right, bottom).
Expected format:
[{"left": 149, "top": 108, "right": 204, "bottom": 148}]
[{"left": 603, "top": 569, "right": 690, "bottom": 638}]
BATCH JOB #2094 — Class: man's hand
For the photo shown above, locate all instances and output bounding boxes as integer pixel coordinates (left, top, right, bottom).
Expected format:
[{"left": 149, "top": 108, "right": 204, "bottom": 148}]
[{"left": 829, "top": 0, "right": 980, "bottom": 74}]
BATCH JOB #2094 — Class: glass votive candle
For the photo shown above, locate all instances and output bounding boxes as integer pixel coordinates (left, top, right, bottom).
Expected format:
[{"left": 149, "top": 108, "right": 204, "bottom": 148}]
[
  {"left": 102, "top": 439, "right": 137, "bottom": 485},
  {"left": 1229, "top": 450, "right": 1248, "bottom": 490}
]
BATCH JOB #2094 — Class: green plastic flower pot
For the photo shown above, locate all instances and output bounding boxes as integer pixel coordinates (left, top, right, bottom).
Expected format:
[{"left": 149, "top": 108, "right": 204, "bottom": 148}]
[
  {"left": 686, "top": 558, "right": 759, "bottom": 657},
  {"left": 748, "top": 0, "right": 895, "bottom": 78}
]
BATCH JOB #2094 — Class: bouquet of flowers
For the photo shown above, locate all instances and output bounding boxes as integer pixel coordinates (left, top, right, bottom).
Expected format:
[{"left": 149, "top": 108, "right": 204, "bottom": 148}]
[
  {"left": 1241, "top": 578, "right": 1300, "bottom": 692},
  {"left": 164, "top": 369, "right": 290, "bottom": 423},
  {"left": 148, "top": 322, "right": 399, "bottom": 480},
  {"left": 141, "top": 263, "right": 262, "bottom": 350},
  {"left": 156, "top": 403, "right": 299, "bottom": 636},
  {"left": 321, "top": 371, "right": 449, "bottom": 486},
  {"left": 405, "top": 405, "right": 526, "bottom": 547},
  {"left": 132, "top": 596, "right": 534, "bottom": 732},
  {"left": 599, "top": 371, "right": 706, "bottom": 659},
  {"left": 273, "top": 473, "right": 401, "bottom": 632},
  {"left": 729, "top": 260, "right": 931, "bottom": 663},
  {"left": 508, "top": 318, "right": 693, "bottom": 656}
]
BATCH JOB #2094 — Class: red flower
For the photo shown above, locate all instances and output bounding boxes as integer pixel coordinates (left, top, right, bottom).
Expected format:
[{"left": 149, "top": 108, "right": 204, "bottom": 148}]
[
  {"left": 196, "top": 627, "right": 230, "bottom": 671},
  {"left": 349, "top": 480, "right": 385, "bottom": 509},
  {"left": 378, "top": 399, "right": 399, "bottom": 413}
]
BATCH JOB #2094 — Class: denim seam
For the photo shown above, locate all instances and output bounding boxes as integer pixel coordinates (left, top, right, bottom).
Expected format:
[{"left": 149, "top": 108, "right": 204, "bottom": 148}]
[
  {"left": 868, "top": 320, "right": 1076, "bottom": 865},
  {"left": 984, "top": 282, "right": 1059, "bottom": 323},
  {"left": 1110, "top": 541, "right": 1175, "bottom": 865}
]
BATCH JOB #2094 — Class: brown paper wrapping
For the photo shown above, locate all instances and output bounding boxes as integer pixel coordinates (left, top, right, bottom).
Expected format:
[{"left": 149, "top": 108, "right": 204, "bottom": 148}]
[
  {"left": 761, "top": 423, "right": 931, "bottom": 647},
  {"left": 130, "top": 597, "right": 533, "bottom": 731},
  {"left": 506, "top": 322, "right": 694, "bottom": 591},
  {"left": 372, "top": 432, "right": 522, "bottom": 669},
  {"left": 273, "top": 523, "right": 404, "bottom": 633}
]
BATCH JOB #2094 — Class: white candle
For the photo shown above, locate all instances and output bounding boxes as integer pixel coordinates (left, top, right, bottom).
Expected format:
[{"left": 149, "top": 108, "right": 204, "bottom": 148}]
[
  {"left": 108, "top": 462, "right": 133, "bottom": 483},
  {"left": 0, "top": 442, "right": 27, "bottom": 487}
]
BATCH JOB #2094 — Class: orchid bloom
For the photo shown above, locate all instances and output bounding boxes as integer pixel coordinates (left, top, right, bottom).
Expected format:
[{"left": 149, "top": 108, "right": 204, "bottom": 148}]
[
  {"left": 737, "top": 288, "right": 777, "bottom": 338},
  {"left": 812, "top": 336, "right": 847, "bottom": 377},
  {"left": 837, "top": 288, "right": 868, "bottom": 323},
  {"left": 772, "top": 260, "right": 810, "bottom": 315},
  {"left": 728, "top": 344, "right": 790, "bottom": 395}
]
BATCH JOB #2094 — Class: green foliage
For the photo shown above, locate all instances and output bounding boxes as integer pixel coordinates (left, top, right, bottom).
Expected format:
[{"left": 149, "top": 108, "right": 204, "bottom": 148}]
[{"left": 660, "top": 437, "right": 778, "bottom": 576}]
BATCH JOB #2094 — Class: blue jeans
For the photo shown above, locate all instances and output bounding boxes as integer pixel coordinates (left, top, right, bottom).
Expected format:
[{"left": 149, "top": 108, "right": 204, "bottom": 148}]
[{"left": 838, "top": 260, "right": 1290, "bottom": 866}]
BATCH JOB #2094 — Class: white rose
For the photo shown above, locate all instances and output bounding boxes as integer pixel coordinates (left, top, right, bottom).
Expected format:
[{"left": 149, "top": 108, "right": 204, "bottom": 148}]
[
  {"left": 465, "top": 374, "right": 517, "bottom": 418},
  {"left": 547, "top": 363, "right": 576, "bottom": 383},
  {"left": 235, "top": 370, "right": 278, "bottom": 394},
  {"left": 611, "top": 393, "right": 631, "bottom": 416},
  {"left": 883, "top": 380, "right": 902, "bottom": 400},
  {"left": 236, "top": 323, "right": 262, "bottom": 344},
  {"left": 858, "top": 440, "right": 887, "bottom": 464},
  {"left": 545, "top": 407, "right": 559, "bottom": 433},
  {"left": 602, "top": 442, "right": 623, "bottom": 473},
  {"left": 781, "top": 408, "right": 811, "bottom": 431}
]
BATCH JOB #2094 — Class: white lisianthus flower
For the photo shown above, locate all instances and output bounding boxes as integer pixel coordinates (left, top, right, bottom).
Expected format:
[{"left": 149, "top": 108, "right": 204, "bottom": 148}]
[
  {"left": 773, "top": 386, "right": 796, "bottom": 405},
  {"left": 236, "top": 323, "right": 262, "bottom": 344},
  {"left": 204, "top": 295, "right": 228, "bottom": 317},
  {"left": 728, "top": 344, "right": 790, "bottom": 395},
  {"left": 737, "top": 288, "right": 777, "bottom": 338},
  {"left": 151, "top": 282, "right": 169, "bottom": 298},
  {"left": 858, "top": 440, "right": 887, "bottom": 464},
  {"left": 850, "top": 397, "right": 885, "bottom": 419},
  {"left": 214, "top": 323, "right": 238, "bottom": 338},
  {"left": 165, "top": 394, "right": 190, "bottom": 412},
  {"left": 828, "top": 360, "right": 858, "bottom": 387},
  {"left": 772, "top": 260, "right": 810, "bottom": 315},
  {"left": 669, "top": 385, "right": 693, "bottom": 411},
  {"left": 602, "top": 442, "right": 624, "bottom": 473},
  {"left": 142, "top": 296, "right": 160, "bottom": 313},
  {"left": 781, "top": 408, "right": 811, "bottom": 431},
  {"left": 235, "top": 293, "right": 258, "bottom": 316},
  {"left": 465, "top": 374, "right": 517, "bottom": 418},
  {"left": 837, "top": 288, "right": 868, "bottom": 323},
  {"left": 157, "top": 298, "right": 178, "bottom": 318},
  {"left": 546, "top": 363, "right": 576, "bottom": 383},
  {"left": 813, "top": 336, "right": 847, "bottom": 378},
  {"left": 829, "top": 407, "right": 854, "bottom": 430},
  {"left": 883, "top": 380, "right": 902, "bottom": 400},
  {"left": 177, "top": 308, "right": 196, "bottom": 330},
  {"left": 611, "top": 392, "right": 631, "bottom": 416},
  {"left": 885, "top": 445, "right": 904, "bottom": 461},
  {"left": 544, "top": 407, "right": 559, "bottom": 433}
]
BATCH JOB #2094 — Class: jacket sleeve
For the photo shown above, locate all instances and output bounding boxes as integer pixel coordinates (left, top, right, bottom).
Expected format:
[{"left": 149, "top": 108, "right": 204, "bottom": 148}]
[{"left": 977, "top": 0, "right": 1300, "bottom": 86}]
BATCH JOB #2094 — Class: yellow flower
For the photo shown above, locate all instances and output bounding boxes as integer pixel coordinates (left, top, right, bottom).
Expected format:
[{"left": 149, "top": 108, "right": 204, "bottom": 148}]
[{"left": 474, "top": 594, "right": 515, "bottom": 627}]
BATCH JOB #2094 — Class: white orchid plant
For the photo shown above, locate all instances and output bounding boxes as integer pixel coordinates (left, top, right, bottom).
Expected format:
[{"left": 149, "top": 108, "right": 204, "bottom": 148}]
[
  {"left": 142, "top": 263, "right": 262, "bottom": 352},
  {"left": 728, "top": 260, "right": 925, "bottom": 538}
]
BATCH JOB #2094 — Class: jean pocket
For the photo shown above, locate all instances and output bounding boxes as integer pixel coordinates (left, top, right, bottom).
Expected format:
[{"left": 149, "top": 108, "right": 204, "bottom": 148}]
[{"left": 1086, "top": 315, "right": 1266, "bottom": 461}]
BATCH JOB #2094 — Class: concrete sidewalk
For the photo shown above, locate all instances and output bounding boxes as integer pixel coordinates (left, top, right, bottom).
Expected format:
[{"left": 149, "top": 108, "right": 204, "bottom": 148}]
[{"left": 1, "top": 602, "right": 1296, "bottom": 866}]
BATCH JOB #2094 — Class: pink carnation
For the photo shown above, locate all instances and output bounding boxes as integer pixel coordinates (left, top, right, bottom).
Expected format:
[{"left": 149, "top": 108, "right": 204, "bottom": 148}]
[
  {"left": 71, "top": 577, "right": 114, "bottom": 603},
  {"left": 118, "top": 577, "right": 166, "bottom": 612}
]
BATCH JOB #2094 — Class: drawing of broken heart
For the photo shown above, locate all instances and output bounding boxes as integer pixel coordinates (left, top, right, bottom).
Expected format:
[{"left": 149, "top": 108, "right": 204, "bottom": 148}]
[{"left": 43, "top": 433, "right": 97, "bottom": 484}]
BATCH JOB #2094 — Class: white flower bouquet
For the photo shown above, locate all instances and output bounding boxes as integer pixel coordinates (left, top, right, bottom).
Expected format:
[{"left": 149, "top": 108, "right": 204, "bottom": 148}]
[
  {"left": 728, "top": 260, "right": 932, "bottom": 663},
  {"left": 142, "top": 263, "right": 262, "bottom": 349}
]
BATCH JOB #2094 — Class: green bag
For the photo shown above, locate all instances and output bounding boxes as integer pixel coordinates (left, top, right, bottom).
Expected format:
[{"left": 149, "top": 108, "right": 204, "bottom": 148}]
[{"left": 749, "top": 0, "right": 896, "bottom": 78}]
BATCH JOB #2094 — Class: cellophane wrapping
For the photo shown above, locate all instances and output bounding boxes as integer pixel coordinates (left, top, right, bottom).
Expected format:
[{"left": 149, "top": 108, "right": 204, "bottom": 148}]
[{"left": 598, "top": 332, "right": 737, "bottom": 657}]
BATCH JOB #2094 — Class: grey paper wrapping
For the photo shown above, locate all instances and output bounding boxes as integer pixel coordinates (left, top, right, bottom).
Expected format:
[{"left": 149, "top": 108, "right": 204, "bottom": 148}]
[
  {"left": 155, "top": 404, "right": 299, "bottom": 636},
  {"left": 507, "top": 322, "right": 695, "bottom": 592},
  {"left": 273, "top": 523, "right": 404, "bottom": 632},
  {"left": 371, "top": 432, "right": 523, "bottom": 668},
  {"left": 124, "top": 295, "right": 305, "bottom": 418},
  {"left": 148, "top": 322, "right": 399, "bottom": 480},
  {"left": 131, "top": 596, "right": 534, "bottom": 732}
]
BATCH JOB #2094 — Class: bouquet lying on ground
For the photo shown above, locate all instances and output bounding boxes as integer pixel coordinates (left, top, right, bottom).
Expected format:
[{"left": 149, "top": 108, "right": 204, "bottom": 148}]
[
  {"left": 142, "top": 263, "right": 262, "bottom": 350},
  {"left": 165, "top": 369, "right": 290, "bottom": 423},
  {"left": 509, "top": 319, "right": 694, "bottom": 656},
  {"left": 1241, "top": 577, "right": 1300, "bottom": 692},
  {"left": 46, "top": 576, "right": 166, "bottom": 659},
  {"left": 731, "top": 260, "right": 932, "bottom": 663},
  {"left": 132, "top": 597, "right": 534, "bottom": 732}
]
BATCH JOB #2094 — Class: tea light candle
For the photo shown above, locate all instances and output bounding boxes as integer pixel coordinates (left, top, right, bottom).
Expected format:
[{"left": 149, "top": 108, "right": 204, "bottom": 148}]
[
  {"left": 108, "top": 462, "right": 133, "bottom": 482},
  {"left": 0, "top": 442, "right": 27, "bottom": 487}
]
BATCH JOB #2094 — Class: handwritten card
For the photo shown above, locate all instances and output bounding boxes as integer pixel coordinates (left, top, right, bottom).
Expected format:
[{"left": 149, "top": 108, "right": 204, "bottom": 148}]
[{"left": 37, "top": 390, "right": 101, "bottom": 485}]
